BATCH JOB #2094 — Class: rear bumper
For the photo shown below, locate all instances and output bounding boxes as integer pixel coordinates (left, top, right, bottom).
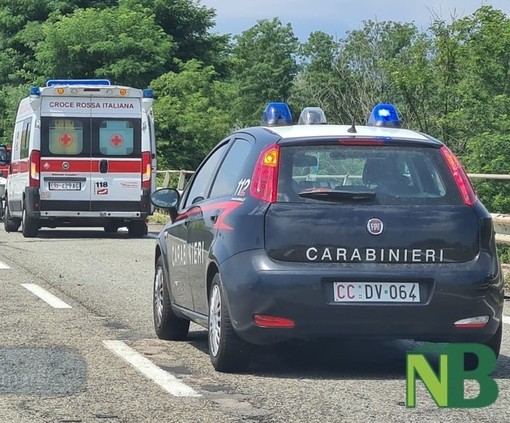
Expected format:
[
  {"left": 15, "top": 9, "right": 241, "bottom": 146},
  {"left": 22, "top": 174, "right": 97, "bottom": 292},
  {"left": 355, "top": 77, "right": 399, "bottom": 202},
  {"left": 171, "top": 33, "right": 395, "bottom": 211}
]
[{"left": 219, "top": 249, "right": 504, "bottom": 346}]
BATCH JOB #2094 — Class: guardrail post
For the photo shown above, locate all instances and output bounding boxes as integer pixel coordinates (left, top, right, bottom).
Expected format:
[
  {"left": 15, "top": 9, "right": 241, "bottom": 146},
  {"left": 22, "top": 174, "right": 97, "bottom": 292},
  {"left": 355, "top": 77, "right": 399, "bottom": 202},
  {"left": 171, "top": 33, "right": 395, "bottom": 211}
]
[{"left": 177, "top": 171, "right": 186, "bottom": 191}]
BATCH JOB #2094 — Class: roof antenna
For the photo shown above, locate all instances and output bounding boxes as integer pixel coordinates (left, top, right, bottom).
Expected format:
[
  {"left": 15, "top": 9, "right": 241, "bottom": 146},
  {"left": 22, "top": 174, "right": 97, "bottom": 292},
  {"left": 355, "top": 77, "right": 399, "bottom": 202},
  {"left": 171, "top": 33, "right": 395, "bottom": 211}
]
[{"left": 347, "top": 121, "right": 357, "bottom": 134}]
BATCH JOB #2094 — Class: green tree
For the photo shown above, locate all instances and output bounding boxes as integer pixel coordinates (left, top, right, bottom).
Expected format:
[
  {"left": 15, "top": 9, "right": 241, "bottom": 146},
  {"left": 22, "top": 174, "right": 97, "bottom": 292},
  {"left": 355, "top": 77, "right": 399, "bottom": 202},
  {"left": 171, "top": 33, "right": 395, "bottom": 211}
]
[
  {"left": 36, "top": 5, "right": 173, "bottom": 88},
  {"left": 230, "top": 18, "right": 299, "bottom": 126},
  {"left": 151, "top": 60, "right": 235, "bottom": 170}
]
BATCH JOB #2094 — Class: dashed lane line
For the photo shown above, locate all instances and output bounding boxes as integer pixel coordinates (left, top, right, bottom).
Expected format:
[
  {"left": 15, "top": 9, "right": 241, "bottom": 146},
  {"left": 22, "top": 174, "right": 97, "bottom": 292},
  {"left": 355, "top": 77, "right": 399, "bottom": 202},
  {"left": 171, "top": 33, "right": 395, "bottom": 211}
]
[
  {"left": 21, "top": 283, "right": 72, "bottom": 309},
  {"left": 103, "top": 340, "right": 201, "bottom": 398},
  {"left": 503, "top": 315, "right": 510, "bottom": 325},
  {"left": 0, "top": 260, "right": 10, "bottom": 269}
]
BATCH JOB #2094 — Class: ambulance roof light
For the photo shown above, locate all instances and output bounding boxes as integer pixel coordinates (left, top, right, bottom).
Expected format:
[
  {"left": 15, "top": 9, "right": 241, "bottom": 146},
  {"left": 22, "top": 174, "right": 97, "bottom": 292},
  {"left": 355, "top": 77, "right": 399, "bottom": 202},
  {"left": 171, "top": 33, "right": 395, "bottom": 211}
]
[
  {"left": 261, "top": 102, "right": 293, "bottom": 126},
  {"left": 143, "top": 89, "right": 154, "bottom": 98},
  {"left": 368, "top": 103, "right": 401, "bottom": 128},
  {"left": 29, "top": 87, "right": 41, "bottom": 97},
  {"left": 298, "top": 107, "right": 327, "bottom": 125},
  {"left": 46, "top": 79, "right": 111, "bottom": 87}
]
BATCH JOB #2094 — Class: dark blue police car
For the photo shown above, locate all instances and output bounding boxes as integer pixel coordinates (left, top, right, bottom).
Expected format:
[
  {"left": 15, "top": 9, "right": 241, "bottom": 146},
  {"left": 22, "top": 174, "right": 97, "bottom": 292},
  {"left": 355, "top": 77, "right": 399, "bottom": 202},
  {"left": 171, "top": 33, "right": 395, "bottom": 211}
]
[{"left": 151, "top": 103, "right": 504, "bottom": 372}]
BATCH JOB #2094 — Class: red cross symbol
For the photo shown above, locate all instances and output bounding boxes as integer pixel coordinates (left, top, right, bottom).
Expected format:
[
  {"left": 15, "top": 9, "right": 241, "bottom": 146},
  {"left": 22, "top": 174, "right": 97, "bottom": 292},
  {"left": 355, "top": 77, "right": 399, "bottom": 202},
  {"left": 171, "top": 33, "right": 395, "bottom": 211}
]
[
  {"left": 59, "top": 133, "right": 73, "bottom": 147},
  {"left": 110, "top": 133, "right": 123, "bottom": 147}
]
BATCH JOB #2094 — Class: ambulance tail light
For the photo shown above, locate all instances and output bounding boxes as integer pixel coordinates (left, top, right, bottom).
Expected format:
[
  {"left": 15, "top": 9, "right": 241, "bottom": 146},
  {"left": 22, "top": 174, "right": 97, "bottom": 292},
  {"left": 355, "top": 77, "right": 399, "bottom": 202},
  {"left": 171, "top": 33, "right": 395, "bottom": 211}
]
[
  {"left": 250, "top": 144, "right": 279, "bottom": 203},
  {"left": 142, "top": 151, "right": 151, "bottom": 189},
  {"left": 440, "top": 145, "right": 477, "bottom": 206},
  {"left": 29, "top": 150, "right": 40, "bottom": 188}
]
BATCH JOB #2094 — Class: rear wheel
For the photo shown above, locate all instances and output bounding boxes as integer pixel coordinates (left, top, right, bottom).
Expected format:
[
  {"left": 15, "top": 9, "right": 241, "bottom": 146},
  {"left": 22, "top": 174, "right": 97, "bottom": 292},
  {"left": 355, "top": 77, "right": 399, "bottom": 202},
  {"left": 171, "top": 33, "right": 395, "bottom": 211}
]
[
  {"left": 153, "top": 256, "right": 190, "bottom": 340},
  {"left": 128, "top": 220, "right": 147, "bottom": 237},
  {"left": 208, "top": 273, "right": 251, "bottom": 372},
  {"left": 3, "top": 200, "right": 21, "bottom": 232},
  {"left": 21, "top": 206, "right": 38, "bottom": 238}
]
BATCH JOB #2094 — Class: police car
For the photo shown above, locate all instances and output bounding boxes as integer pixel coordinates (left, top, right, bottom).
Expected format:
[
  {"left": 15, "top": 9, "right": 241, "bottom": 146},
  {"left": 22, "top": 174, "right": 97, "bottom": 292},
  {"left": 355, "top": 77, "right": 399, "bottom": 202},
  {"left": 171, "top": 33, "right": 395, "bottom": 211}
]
[{"left": 150, "top": 103, "right": 504, "bottom": 372}]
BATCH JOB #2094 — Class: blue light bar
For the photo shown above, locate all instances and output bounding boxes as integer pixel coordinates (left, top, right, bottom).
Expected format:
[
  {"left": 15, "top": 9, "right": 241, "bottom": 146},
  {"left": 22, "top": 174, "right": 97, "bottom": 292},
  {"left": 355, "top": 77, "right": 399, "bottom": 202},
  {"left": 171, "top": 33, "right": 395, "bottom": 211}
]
[
  {"left": 46, "top": 79, "right": 111, "bottom": 87},
  {"left": 368, "top": 103, "right": 401, "bottom": 128},
  {"left": 143, "top": 89, "right": 154, "bottom": 98},
  {"left": 261, "top": 102, "right": 293, "bottom": 126},
  {"left": 29, "top": 86, "right": 41, "bottom": 97}
]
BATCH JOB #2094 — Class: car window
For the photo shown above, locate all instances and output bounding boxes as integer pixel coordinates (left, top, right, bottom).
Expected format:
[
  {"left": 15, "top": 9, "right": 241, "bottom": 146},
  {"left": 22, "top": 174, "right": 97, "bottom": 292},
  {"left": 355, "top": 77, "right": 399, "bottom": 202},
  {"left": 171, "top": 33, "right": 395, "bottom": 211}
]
[
  {"left": 183, "top": 143, "right": 228, "bottom": 208},
  {"left": 277, "top": 145, "right": 460, "bottom": 205},
  {"left": 210, "top": 138, "right": 252, "bottom": 198},
  {"left": 47, "top": 119, "right": 84, "bottom": 155}
]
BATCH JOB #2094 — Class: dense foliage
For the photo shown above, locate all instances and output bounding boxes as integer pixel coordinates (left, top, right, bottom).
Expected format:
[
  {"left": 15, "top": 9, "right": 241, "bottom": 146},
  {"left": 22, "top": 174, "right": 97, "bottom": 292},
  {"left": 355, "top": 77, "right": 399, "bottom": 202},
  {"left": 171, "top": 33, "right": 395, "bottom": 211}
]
[{"left": 0, "top": 2, "right": 508, "bottom": 213}]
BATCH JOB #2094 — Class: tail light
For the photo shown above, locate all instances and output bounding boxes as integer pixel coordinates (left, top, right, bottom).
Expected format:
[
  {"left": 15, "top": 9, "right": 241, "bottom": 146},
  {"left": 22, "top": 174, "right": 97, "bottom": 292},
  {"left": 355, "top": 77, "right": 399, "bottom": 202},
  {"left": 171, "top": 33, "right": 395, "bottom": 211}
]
[
  {"left": 142, "top": 151, "right": 151, "bottom": 189},
  {"left": 250, "top": 144, "right": 279, "bottom": 203},
  {"left": 29, "top": 149, "right": 40, "bottom": 188},
  {"left": 253, "top": 314, "right": 295, "bottom": 328},
  {"left": 440, "top": 146, "right": 477, "bottom": 206}
]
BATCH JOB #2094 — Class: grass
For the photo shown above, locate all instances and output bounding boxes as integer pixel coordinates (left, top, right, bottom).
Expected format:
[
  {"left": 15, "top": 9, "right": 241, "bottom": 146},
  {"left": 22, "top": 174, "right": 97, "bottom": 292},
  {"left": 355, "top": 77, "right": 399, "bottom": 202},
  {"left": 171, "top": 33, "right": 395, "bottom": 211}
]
[{"left": 148, "top": 211, "right": 170, "bottom": 225}]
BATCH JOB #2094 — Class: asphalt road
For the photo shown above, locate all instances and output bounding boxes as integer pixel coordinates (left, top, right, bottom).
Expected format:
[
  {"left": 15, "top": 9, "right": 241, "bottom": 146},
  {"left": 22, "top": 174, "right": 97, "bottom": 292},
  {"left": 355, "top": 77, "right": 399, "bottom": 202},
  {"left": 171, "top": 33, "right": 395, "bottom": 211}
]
[{"left": 1, "top": 226, "right": 510, "bottom": 422}]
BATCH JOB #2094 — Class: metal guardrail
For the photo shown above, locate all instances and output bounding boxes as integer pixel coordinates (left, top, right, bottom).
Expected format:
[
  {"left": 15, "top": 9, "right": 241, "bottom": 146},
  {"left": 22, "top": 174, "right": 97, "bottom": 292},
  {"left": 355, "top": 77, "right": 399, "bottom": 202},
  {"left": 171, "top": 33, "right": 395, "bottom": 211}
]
[{"left": 156, "top": 170, "right": 510, "bottom": 244}]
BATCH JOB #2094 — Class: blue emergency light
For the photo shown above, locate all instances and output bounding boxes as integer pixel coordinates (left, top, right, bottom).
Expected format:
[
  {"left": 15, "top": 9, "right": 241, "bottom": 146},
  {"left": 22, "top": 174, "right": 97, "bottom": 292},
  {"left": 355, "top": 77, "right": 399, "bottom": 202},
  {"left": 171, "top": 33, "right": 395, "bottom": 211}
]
[
  {"left": 29, "top": 87, "right": 41, "bottom": 97},
  {"left": 143, "top": 89, "right": 154, "bottom": 98},
  {"left": 368, "top": 103, "right": 401, "bottom": 128},
  {"left": 261, "top": 102, "right": 293, "bottom": 126},
  {"left": 46, "top": 79, "right": 112, "bottom": 87}
]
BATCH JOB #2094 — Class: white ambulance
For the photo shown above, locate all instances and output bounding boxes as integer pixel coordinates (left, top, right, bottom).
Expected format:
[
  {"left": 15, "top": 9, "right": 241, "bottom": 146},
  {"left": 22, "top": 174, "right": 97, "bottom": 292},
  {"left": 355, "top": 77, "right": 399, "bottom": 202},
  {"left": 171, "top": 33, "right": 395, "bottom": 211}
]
[{"left": 4, "top": 79, "right": 157, "bottom": 238}]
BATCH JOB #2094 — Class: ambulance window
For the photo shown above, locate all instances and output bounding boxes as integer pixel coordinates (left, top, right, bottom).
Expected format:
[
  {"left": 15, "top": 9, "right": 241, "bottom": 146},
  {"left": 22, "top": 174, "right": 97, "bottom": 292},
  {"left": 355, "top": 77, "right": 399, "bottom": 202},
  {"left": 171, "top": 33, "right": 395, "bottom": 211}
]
[
  {"left": 20, "top": 120, "right": 31, "bottom": 159},
  {"left": 98, "top": 120, "right": 134, "bottom": 156},
  {"left": 48, "top": 119, "right": 84, "bottom": 155}
]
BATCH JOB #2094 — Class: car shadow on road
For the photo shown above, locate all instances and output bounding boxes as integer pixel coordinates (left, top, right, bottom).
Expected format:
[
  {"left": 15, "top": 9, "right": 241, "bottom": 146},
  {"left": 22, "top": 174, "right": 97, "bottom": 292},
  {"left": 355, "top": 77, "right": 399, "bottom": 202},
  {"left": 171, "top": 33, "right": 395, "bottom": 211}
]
[
  {"left": 33, "top": 229, "right": 159, "bottom": 240},
  {"left": 187, "top": 331, "right": 510, "bottom": 380}
]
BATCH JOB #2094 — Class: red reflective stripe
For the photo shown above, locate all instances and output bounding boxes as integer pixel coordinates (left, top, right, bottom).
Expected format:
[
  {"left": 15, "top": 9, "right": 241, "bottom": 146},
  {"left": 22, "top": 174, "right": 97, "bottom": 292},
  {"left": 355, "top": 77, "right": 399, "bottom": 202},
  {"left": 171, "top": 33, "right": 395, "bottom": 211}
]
[
  {"left": 39, "top": 159, "right": 141, "bottom": 173},
  {"left": 10, "top": 160, "right": 29, "bottom": 174}
]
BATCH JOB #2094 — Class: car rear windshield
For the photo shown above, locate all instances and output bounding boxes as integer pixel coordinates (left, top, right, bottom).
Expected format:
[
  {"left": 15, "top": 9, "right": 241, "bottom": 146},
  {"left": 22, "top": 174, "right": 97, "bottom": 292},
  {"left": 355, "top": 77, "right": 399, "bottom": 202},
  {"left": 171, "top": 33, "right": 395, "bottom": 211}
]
[{"left": 277, "top": 144, "right": 462, "bottom": 205}]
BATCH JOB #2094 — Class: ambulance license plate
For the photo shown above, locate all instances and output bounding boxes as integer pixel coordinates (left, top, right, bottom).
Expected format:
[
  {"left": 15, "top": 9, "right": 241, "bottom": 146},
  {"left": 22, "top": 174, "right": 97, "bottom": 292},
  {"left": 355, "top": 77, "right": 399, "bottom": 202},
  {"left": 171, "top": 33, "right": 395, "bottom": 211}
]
[
  {"left": 49, "top": 182, "right": 81, "bottom": 191},
  {"left": 333, "top": 282, "right": 420, "bottom": 303}
]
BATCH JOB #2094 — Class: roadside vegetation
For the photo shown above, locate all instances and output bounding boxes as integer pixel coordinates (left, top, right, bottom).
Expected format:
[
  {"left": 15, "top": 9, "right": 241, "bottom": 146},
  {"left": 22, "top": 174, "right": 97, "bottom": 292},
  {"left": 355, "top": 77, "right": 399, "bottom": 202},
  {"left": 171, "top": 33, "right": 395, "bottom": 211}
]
[{"left": 0, "top": 1, "right": 509, "bottom": 258}]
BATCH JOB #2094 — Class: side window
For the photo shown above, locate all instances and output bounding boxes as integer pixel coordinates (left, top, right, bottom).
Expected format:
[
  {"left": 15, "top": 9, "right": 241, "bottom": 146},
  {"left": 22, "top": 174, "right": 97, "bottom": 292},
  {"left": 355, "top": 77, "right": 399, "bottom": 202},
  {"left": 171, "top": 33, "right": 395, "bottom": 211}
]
[
  {"left": 183, "top": 143, "right": 228, "bottom": 208},
  {"left": 98, "top": 120, "right": 135, "bottom": 156},
  {"left": 48, "top": 119, "right": 84, "bottom": 155},
  {"left": 20, "top": 119, "right": 31, "bottom": 159},
  {"left": 210, "top": 138, "right": 252, "bottom": 198}
]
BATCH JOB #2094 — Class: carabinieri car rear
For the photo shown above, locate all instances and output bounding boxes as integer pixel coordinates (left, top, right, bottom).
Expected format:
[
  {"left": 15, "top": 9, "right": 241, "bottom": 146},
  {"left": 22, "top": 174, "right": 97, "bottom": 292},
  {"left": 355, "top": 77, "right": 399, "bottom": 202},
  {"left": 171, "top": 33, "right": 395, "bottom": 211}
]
[{"left": 151, "top": 103, "right": 504, "bottom": 372}]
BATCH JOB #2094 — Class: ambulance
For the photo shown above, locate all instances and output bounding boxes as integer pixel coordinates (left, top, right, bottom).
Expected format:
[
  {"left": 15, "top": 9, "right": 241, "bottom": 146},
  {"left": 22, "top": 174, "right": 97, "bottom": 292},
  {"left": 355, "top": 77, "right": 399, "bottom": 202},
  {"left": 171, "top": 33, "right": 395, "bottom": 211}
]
[{"left": 4, "top": 79, "right": 157, "bottom": 238}]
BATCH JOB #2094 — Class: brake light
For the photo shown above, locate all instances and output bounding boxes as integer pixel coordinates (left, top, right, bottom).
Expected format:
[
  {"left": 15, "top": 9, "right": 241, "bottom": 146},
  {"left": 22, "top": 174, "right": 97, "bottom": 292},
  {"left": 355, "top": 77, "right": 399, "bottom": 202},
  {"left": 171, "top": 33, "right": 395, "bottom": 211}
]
[
  {"left": 29, "top": 150, "right": 40, "bottom": 187},
  {"left": 142, "top": 151, "right": 151, "bottom": 189},
  {"left": 339, "top": 138, "right": 385, "bottom": 146},
  {"left": 250, "top": 144, "right": 279, "bottom": 203},
  {"left": 440, "top": 146, "right": 477, "bottom": 206},
  {"left": 253, "top": 314, "right": 295, "bottom": 328}
]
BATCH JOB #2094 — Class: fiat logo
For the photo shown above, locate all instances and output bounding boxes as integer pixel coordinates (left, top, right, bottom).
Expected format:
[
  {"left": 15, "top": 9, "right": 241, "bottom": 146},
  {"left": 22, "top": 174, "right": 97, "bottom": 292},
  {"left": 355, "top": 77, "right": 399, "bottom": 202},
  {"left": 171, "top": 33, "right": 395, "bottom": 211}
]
[
  {"left": 367, "top": 218, "right": 384, "bottom": 235},
  {"left": 62, "top": 162, "right": 70, "bottom": 170}
]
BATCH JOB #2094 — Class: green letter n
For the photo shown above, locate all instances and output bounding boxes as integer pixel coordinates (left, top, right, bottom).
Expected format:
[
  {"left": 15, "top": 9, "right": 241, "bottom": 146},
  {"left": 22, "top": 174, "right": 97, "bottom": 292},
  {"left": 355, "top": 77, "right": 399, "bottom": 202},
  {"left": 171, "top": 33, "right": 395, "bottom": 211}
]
[{"left": 406, "top": 353, "right": 448, "bottom": 407}]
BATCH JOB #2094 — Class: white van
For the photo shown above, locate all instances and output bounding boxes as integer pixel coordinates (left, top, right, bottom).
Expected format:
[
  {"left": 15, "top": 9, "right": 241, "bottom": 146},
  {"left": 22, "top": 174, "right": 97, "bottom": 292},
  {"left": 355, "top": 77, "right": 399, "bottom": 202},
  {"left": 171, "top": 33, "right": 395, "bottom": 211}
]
[{"left": 4, "top": 79, "right": 157, "bottom": 238}]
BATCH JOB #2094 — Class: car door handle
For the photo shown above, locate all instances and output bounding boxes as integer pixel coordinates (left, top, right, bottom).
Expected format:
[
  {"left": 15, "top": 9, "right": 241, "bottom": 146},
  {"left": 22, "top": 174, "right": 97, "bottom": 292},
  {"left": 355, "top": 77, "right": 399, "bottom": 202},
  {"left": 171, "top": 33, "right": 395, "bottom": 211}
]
[
  {"left": 99, "top": 159, "right": 108, "bottom": 173},
  {"left": 210, "top": 212, "right": 220, "bottom": 223}
]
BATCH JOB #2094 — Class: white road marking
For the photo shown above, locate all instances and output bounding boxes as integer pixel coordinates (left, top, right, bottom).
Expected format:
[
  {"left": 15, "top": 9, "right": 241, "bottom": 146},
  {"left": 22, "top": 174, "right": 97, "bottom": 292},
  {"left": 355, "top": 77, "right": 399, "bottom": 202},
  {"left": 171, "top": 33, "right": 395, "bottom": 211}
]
[
  {"left": 21, "top": 283, "right": 72, "bottom": 309},
  {"left": 0, "top": 260, "right": 10, "bottom": 269},
  {"left": 103, "top": 340, "right": 201, "bottom": 398},
  {"left": 503, "top": 315, "right": 510, "bottom": 325}
]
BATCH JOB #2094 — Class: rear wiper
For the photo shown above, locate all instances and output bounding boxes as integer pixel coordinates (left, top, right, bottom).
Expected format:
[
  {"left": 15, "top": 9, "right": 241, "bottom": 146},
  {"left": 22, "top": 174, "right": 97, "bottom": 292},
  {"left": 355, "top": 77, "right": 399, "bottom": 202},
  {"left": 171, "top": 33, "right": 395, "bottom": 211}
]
[{"left": 298, "top": 189, "right": 376, "bottom": 202}]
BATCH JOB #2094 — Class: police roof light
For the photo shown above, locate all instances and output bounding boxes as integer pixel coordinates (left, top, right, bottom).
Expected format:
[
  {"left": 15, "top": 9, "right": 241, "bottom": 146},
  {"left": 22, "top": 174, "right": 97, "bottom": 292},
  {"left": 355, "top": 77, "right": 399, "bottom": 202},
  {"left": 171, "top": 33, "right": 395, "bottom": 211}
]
[
  {"left": 298, "top": 107, "right": 327, "bottom": 125},
  {"left": 261, "top": 102, "right": 293, "bottom": 126},
  {"left": 46, "top": 79, "right": 111, "bottom": 87},
  {"left": 368, "top": 103, "right": 401, "bottom": 128}
]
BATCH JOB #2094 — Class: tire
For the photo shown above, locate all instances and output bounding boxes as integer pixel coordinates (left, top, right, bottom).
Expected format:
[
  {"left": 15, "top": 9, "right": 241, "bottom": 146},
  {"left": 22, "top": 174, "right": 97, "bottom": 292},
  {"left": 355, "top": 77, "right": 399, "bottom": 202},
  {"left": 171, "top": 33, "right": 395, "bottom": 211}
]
[
  {"left": 208, "top": 273, "right": 251, "bottom": 373},
  {"left": 153, "top": 256, "right": 190, "bottom": 340},
  {"left": 21, "top": 206, "right": 39, "bottom": 238},
  {"left": 128, "top": 220, "right": 147, "bottom": 237},
  {"left": 4, "top": 200, "right": 21, "bottom": 232},
  {"left": 104, "top": 222, "right": 118, "bottom": 233}
]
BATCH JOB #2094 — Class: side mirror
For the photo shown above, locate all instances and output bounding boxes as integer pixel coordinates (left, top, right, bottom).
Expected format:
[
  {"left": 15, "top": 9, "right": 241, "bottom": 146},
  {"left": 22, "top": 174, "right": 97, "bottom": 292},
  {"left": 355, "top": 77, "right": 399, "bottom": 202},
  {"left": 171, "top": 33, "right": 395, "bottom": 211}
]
[{"left": 150, "top": 188, "right": 180, "bottom": 221}]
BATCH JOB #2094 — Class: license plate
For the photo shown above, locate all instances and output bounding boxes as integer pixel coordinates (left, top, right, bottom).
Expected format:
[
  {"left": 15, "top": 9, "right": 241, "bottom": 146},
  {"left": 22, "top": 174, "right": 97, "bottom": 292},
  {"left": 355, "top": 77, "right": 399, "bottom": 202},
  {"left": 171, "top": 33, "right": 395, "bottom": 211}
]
[
  {"left": 49, "top": 182, "right": 81, "bottom": 191},
  {"left": 333, "top": 282, "right": 420, "bottom": 303}
]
